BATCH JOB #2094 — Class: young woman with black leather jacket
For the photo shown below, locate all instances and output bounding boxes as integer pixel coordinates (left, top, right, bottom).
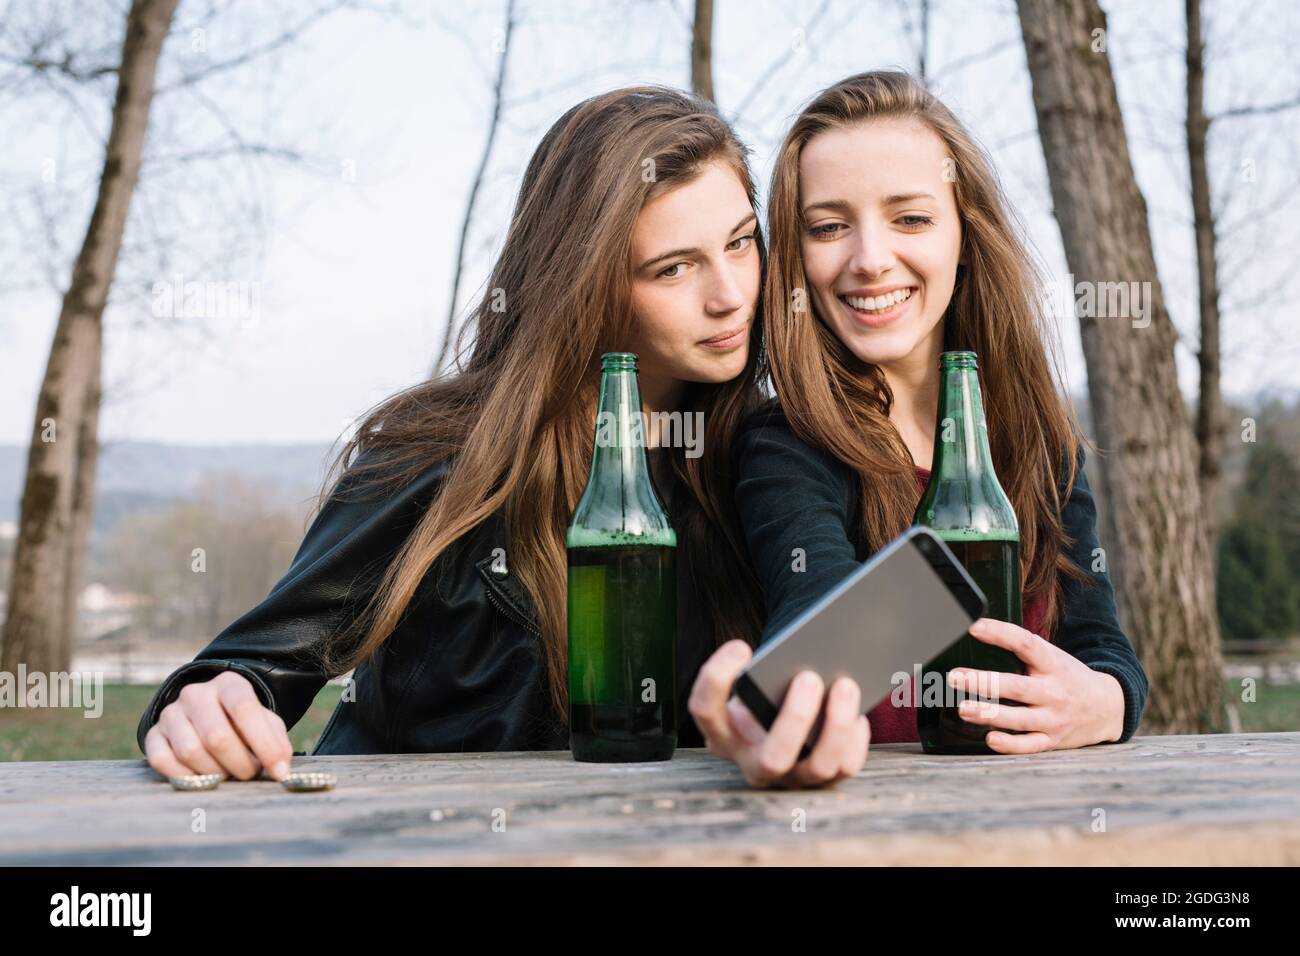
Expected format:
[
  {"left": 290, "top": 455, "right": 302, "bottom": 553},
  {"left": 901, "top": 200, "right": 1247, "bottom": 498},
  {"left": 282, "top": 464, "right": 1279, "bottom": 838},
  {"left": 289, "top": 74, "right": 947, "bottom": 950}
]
[{"left": 137, "top": 85, "right": 872, "bottom": 792}]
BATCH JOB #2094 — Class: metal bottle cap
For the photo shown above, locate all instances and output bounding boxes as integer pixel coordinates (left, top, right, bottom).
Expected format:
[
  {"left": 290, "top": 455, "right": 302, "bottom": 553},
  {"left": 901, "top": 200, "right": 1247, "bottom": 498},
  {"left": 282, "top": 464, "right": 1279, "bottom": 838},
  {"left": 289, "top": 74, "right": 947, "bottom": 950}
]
[{"left": 281, "top": 771, "right": 336, "bottom": 792}]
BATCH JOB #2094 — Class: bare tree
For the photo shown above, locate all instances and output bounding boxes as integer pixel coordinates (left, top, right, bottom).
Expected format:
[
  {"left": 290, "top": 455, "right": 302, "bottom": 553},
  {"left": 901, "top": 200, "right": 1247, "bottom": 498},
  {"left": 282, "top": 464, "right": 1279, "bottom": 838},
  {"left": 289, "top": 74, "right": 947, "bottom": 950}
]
[
  {"left": 1185, "top": 0, "right": 1224, "bottom": 540},
  {"left": 691, "top": 0, "right": 714, "bottom": 102},
  {"left": 1179, "top": 0, "right": 1300, "bottom": 530},
  {"left": 2, "top": 0, "right": 179, "bottom": 676},
  {"left": 897, "top": 0, "right": 932, "bottom": 86},
  {"left": 435, "top": 0, "right": 518, "bottom": 375},
  {"left": 728, "top": 0, "right": 834, "bottom": 127},
  {"left": 0, "top": 0, "right": 360, "bottom": 675},
  {"left": 1017, "top": 0, "right": 1226, "bottom": 734}
]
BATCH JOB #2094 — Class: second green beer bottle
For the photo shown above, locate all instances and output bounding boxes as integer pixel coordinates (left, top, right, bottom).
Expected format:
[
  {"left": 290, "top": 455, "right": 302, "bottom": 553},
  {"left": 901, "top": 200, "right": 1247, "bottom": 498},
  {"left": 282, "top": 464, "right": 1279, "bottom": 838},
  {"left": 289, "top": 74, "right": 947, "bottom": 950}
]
[
  {"left": 567, "top": 353, "right": 677, "bottom": 762},
  {"left": 912, "top": 351, "right": 1025, "bottom": 754}
]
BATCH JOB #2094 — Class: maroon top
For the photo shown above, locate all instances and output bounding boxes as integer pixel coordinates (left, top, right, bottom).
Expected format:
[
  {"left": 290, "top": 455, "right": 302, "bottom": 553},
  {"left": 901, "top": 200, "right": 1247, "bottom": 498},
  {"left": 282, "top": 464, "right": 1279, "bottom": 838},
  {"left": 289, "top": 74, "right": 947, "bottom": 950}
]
[{"left": 864, "top": 466, "right": 1050, "bottom": 743}]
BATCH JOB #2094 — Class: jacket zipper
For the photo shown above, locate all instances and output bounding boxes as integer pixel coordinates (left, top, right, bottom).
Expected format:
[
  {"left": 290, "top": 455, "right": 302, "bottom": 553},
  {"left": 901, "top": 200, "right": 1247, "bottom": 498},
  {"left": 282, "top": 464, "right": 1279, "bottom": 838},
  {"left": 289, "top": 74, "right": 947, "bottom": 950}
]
[{"left": 477, "top": 561, "right": 541, "bottom": 636}]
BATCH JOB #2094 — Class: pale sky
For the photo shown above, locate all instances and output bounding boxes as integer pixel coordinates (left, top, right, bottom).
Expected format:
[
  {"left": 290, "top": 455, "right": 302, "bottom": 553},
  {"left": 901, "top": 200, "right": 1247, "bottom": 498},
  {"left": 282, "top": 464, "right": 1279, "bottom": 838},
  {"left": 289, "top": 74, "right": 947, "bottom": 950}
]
[{"left": 1, "top": 0, "right": 1296, "bottom": 447}]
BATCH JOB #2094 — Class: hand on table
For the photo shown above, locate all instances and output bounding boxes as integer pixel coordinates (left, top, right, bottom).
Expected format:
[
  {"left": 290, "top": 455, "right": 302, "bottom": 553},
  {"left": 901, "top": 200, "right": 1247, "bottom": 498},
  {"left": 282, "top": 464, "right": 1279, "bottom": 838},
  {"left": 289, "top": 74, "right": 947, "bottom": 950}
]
[{"left": 144, "top": 671, "right": 294, "bottom": 781}]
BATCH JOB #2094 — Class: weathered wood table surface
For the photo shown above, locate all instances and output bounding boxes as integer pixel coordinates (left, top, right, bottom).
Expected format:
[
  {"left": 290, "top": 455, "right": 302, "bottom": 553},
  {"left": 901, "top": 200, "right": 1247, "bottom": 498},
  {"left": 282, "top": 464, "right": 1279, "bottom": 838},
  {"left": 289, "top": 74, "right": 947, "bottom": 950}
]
[{"left": 1, "top": 732, "right": 1297, "bottom": 865}]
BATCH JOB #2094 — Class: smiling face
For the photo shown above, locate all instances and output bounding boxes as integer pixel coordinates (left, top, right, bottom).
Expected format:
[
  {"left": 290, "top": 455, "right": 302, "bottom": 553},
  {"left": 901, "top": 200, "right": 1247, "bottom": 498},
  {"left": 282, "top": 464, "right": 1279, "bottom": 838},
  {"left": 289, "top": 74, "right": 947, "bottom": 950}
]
[
  {"left": 799, "top": 117, "right": 962, "bottom": 375},
  {"left": 626, "top": 159, "right": 761, "bottom": 391}
]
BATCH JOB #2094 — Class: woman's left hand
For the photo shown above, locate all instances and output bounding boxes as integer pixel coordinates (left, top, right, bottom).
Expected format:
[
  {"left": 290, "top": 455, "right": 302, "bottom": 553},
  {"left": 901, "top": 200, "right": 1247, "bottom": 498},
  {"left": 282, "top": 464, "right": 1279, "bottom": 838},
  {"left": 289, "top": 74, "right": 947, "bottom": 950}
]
[{"left": 946, "top": 617, "right": 1126, "bottom": 753}]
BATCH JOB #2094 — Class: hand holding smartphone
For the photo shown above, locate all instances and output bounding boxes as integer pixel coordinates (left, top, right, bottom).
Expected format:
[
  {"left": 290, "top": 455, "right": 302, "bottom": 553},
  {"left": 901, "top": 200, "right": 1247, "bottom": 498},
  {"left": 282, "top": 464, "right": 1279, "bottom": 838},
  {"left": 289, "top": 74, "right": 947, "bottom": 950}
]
[{"left": 730, "top": 526, "right": 987, "bottom": 760}]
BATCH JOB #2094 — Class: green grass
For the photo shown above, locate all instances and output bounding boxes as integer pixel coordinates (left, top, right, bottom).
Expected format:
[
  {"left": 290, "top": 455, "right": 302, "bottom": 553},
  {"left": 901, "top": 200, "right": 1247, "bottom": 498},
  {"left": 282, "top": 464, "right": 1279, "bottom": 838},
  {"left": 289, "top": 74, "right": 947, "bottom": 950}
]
[
  {"left": 0, "top": 682, "right": 345, "bottom": 762},
  {"left": 1, "top": 678, "right": 1295, "bottom": 762},
  {"left": 1223, "top": 678, "right": 1300, "bottom": 733}
]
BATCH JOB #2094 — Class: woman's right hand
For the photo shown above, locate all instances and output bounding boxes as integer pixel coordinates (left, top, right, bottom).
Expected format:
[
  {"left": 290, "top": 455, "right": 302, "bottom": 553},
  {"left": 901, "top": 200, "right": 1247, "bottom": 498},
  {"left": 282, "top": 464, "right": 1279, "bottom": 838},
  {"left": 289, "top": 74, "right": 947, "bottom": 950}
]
[
  {"left": 688, "top": 640, "right": 869, "bottom": 789},
  {"left": 143, "top": 670, "right": 294, "bottom": 782}
]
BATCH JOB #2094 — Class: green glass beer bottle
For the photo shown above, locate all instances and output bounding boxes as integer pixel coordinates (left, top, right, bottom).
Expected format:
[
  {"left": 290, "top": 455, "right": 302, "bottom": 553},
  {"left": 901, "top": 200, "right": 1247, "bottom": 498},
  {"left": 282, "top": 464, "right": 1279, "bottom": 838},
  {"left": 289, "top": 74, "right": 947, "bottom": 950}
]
[
  {"left": 567, "top": 352, "right": 677, "bottom": 762},
  {"left": 912, "top": 351, "right": 1024, "bottom": 755}
]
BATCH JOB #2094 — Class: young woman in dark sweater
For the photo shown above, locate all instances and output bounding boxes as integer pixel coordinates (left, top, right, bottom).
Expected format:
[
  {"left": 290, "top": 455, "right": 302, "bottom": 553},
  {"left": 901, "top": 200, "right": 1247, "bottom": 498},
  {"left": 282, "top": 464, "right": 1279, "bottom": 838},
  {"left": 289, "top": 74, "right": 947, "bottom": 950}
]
[{"left": 688, "top": 71, "right": 1148, "bottom": 781}]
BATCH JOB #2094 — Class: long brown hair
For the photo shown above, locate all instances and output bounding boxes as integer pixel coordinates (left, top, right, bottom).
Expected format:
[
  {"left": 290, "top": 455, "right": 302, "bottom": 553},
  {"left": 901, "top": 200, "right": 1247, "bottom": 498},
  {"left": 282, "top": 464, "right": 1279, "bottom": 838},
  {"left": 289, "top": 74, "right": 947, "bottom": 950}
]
[
  {"left": 311, "top": 86, "right": 767, "bottom": 719},
  {"left": 765, "top": 70, "right": 1090, "bottom": 637}
]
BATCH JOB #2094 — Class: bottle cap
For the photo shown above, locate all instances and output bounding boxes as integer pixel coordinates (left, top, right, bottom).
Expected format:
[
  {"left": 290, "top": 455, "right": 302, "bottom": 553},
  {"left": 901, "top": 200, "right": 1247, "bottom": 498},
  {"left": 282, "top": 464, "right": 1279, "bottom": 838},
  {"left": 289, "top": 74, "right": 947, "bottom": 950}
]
[{"left": 281, "top": 771, "right": 337, "bottom": 792}]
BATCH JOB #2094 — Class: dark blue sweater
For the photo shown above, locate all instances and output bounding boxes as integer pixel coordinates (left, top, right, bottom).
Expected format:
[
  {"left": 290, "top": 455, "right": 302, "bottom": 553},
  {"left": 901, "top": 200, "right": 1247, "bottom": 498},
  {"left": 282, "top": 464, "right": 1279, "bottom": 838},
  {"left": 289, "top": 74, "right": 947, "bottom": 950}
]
[{"left": 733, "top": 407, "right": 1149, "bottom": 744}]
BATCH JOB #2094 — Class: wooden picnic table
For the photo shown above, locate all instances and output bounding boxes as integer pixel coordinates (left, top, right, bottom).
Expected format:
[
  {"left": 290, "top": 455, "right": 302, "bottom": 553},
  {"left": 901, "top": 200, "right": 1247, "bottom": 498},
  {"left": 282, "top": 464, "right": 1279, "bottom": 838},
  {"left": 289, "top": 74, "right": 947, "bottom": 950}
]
[{"left": 1, "top": 732, "right": 1297, "bottom": 865}]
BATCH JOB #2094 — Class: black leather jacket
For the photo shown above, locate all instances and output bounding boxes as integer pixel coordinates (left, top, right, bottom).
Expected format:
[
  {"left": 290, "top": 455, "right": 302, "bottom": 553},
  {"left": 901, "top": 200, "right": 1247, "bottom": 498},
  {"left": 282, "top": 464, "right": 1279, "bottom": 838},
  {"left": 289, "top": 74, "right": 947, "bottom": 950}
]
[{"left": 135, "top": 449, "right": 710, "bottom": 757}]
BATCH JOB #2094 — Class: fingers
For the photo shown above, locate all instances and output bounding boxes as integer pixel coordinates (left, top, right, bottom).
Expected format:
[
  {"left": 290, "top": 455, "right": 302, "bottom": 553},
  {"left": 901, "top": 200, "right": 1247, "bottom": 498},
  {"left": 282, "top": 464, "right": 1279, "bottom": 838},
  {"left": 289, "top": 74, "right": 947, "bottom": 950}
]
[
  {"left": 143, "top": 722, "right": 196, "bottom": 779},
  {"left": 788, "top": 677, "right": 866, "bottom": 787},
  {"left": 969, "top": 618, "right": 1055, "bottom": 671},
  {"left": 724, "top": 695, "right": 768, "bottom": 747},
  {"left": 985, "top": 730, "right": 1053, "bottom": 754},
  {"left": 948, "top": 668, "right": 1045, "bottom": 706},
  {"left": 215, "top": 673, "right": 293, "bottom": 780},
  {"left": 183, "top": 686, "right": 262, "bottom": 780},
  {"left": 693, "top": 654, "right": 869, "bottom": 790},
  {"left": 849, "top": 714, "right": 871, "bottom": 774},
  {"left": 265, "top": 708, "right": 289, "bottom": 734},
  {"left": 748, "top": 670, "right": 825, "bottom": 785},
  {"left": 156, "top": 703, "right": 226, "bottom": 777},
  {"left": 148, "top": 672, "right": 293, "bottom": 784},
  {"left": 688, "top": 640, "right": 753, "bottom": 753},
  {"left": 957, "top": 697, "right": 1051, "bottom": 732}
]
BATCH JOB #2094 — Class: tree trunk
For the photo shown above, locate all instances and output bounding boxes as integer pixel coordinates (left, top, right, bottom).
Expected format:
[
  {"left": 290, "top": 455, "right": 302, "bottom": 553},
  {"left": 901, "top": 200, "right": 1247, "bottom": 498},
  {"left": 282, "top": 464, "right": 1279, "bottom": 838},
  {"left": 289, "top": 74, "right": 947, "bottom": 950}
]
[
  {"left": 917, "top": 0, "right": 931, "bottom": 86},
  {"left": 0, "top": 0, "right": 178, "bottom": 677},
  {"left": 61, "top": 359, "right": 104, "bottom": 666},
  {"left": 1017, "top": 0, "right": 1226, "bottom": 734},
  {"left": 1185, "top": 0, "right": 1224, "bottom": 539},
  {"left": 691, "top": 0, "right": 715, "bottom": 102}
]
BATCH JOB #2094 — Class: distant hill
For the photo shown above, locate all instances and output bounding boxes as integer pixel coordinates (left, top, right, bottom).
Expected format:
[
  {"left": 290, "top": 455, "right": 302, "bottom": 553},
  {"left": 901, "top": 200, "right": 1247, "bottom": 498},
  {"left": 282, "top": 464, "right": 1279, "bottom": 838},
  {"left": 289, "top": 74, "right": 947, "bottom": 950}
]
[{"left": 0, "top": 441, "right": 337, "bottom": 528}]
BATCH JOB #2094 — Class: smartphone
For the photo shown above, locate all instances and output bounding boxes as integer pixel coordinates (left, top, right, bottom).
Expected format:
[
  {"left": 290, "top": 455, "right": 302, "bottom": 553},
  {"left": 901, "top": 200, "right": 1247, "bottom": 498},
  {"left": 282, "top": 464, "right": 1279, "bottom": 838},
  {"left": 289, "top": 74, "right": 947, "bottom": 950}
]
[{"left": 730, "top": 525, "right": 987, "bottom": 760}]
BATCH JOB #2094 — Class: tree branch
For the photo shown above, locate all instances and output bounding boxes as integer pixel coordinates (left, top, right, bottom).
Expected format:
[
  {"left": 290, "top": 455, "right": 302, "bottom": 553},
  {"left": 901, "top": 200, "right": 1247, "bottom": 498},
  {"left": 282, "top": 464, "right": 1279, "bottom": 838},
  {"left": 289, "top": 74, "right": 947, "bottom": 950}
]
[
  {"left": 728, "top": 0, "right": 832, "bottom": 123},
  {"left": 435, "top": 0, "right": 517, "bottom": 374},
  {"left": 1211, "top": 94, "right": 1300, "bottom": 121}
]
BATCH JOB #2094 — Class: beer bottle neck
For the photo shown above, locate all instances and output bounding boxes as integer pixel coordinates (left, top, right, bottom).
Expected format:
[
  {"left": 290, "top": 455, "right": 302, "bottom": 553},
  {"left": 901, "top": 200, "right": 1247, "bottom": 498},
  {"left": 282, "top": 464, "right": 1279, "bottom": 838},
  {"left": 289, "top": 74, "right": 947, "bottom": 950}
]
[
  {"left": 592, "top": 365, "right": 653, "bottom": 485},
  {"left": 571, "top": 363, "right": 674, "bottom": 541},
  {"left": 930, "top": 365, "right": 996, "bottom": 481},
  {"left": 914, "top": 353, "right": 1018, "bottom": 537}
]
